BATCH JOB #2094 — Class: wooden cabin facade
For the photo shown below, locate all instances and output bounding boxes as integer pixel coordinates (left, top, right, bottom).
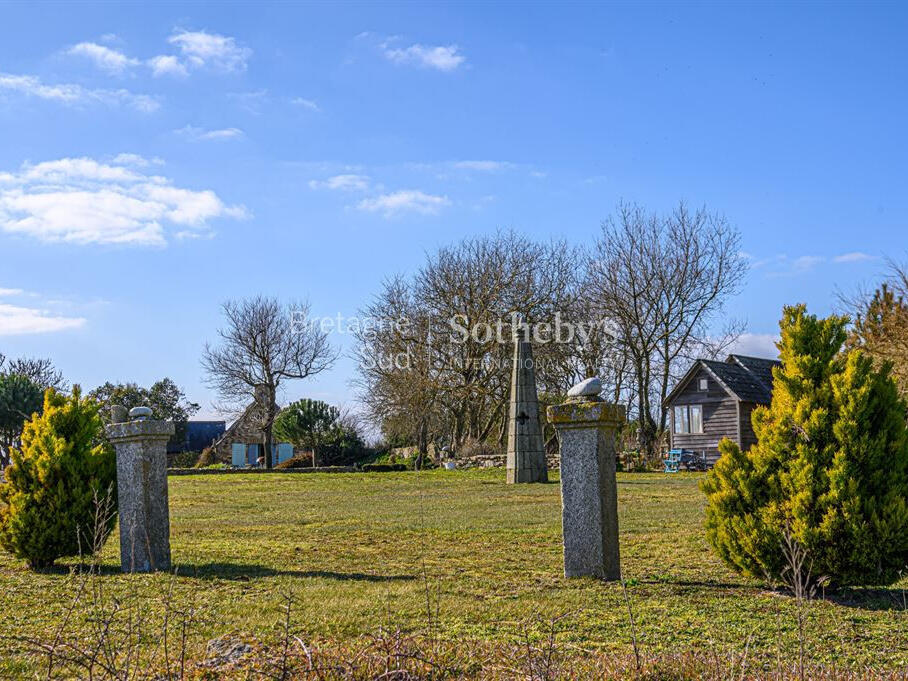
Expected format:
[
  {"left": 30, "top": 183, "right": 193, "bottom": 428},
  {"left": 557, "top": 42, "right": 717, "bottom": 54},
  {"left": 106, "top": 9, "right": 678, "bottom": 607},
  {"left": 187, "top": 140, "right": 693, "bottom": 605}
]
[{"left": 663, "top": 354, "right": 780, "bottom": 466}]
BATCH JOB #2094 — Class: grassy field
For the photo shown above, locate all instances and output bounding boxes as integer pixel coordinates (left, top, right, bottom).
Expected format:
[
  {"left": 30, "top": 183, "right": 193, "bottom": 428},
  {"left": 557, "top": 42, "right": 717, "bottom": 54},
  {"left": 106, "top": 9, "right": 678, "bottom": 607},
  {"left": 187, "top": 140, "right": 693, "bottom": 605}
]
[{"left": 1, "top": 469, "right": 906, "bottom": 677}]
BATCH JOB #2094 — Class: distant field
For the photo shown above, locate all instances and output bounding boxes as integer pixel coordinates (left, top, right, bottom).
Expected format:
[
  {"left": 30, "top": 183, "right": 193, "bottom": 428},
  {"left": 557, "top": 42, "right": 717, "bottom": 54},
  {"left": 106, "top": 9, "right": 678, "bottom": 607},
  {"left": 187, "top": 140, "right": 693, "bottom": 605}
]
[{"left": 1, "top": 469, "right": 906, "bottom": 677}]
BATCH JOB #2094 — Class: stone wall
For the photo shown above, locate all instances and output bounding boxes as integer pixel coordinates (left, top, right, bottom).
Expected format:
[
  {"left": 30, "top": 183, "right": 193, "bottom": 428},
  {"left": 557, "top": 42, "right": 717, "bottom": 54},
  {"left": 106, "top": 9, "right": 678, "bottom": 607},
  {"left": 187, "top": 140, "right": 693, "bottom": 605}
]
[
  {"left": 167, "top": 466, "right": 355, "bottom": 476},
  {"left": 457, "top": 452, "right": 560, "bottom": 470}
]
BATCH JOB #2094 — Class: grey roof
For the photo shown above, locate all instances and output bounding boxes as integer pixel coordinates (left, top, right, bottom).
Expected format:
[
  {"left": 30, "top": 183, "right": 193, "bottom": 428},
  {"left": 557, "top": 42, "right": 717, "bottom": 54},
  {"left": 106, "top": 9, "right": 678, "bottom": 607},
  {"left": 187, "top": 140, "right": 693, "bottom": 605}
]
[
  {"left": 167, "top": 420, "right": 226, "bottom": 454},
  {"left": 728, "top": 355, "right": 779, "bottom": 395},
  {"left": 703, "top": 355, "right": 779, "bottom": 403},
  {"left": 664, "top": 354, "right": 781, "bottom": 406}
]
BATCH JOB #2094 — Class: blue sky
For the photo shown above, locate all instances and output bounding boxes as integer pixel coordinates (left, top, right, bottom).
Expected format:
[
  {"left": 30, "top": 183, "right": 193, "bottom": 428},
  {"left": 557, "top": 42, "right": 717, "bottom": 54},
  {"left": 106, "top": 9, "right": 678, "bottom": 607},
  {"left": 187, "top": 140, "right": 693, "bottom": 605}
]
[{"left": 1, "top": 1, "right": 906, "bottom": 419}]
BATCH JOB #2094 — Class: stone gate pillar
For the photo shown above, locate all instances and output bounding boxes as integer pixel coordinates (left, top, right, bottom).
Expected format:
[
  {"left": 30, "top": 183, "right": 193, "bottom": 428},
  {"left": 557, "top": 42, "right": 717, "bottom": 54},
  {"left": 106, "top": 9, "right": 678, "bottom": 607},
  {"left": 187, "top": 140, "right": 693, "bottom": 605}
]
[
  {"left": 107, "top": 406, "right": 174, "bottom": 572},
  {"left": 547, "top": 379, "right": 625, "bottom": 580}
]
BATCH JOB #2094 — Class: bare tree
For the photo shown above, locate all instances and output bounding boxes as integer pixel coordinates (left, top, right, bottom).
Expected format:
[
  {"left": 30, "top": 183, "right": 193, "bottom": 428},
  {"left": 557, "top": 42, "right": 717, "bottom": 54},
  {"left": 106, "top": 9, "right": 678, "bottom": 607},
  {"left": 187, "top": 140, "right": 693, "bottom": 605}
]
[
  {"left": 590, "top": 202, "right": 746, "bottom": 457},
  {"left": 0, "top": 355, "right": 67, "bottom": 391},
  {"left": 202, "top": 296, "right": 336, "bottom": 468},
  {"left": 841, "top": 258, "right": 908, "bottom": 398},
  {"left": 354, "top": 231, "right": 582, "bottom": 456},
  {"left": 353, "top": 276, "right": 444, "bottom": 461},
  {"left": 652, "top": 204, "right": 747, "bottom": 429}
]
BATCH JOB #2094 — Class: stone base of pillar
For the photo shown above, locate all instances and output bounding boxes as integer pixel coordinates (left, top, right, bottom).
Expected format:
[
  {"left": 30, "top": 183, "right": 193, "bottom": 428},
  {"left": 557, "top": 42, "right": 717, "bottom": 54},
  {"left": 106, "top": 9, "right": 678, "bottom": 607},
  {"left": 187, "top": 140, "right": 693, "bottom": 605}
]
[
  {"left": 548, "top": 398, "right": 625, "bottom": 580},
  {"left": 506, "top": 460, "right": 548, "bottom": 484}
]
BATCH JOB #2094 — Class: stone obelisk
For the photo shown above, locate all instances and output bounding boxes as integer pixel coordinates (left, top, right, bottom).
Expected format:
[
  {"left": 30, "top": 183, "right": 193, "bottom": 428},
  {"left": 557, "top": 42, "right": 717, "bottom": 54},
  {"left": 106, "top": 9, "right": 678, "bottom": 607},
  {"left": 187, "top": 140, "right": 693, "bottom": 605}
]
[{"left": 506, "top": 325, "right": 548, "bottom": 483}]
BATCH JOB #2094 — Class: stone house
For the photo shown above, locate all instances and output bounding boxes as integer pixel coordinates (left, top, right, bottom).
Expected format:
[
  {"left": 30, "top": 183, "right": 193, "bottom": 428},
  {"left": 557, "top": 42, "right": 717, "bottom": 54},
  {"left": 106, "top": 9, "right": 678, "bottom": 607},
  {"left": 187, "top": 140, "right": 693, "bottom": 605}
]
[{"left": 210, "top": 399, "right": 294, "bottom": 466}]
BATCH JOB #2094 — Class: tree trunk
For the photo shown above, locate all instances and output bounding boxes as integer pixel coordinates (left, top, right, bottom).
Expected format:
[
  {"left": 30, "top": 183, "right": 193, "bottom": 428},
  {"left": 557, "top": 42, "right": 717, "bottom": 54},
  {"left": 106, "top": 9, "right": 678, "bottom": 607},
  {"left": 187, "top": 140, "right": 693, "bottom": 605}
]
[
  {"left": 635, "top": 355, "right": 647, "bottom": 453},
  {"left": 263, "top": 426, "right": 273, "bottom": 469},
  {"left": 659, "top": 334, "right": 671, "bottom": 432},
  {"left": 262, "top": 386, "right": 275, "bottom": 469},
  {"left": 415, "top": 419, "right": 427, "bottom": 470}
]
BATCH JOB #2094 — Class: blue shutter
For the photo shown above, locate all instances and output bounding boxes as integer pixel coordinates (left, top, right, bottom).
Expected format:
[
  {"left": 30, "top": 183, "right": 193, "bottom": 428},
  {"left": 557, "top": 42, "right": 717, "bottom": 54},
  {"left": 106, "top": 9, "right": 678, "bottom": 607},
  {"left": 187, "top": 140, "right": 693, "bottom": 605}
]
[{"left": 231, "top": 443, "right": 246, "bottom": 467}]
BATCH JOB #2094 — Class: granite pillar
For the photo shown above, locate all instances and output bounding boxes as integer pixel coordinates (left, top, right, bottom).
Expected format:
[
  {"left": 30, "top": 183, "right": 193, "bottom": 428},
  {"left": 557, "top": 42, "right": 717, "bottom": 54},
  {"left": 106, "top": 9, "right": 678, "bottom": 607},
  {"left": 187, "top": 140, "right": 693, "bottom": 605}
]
[
  {"left": 107, "top": 408, "right": 174, "bottom": 572},
  {"left": 547, "top": 380, "right": 625, "bottom": 579}
]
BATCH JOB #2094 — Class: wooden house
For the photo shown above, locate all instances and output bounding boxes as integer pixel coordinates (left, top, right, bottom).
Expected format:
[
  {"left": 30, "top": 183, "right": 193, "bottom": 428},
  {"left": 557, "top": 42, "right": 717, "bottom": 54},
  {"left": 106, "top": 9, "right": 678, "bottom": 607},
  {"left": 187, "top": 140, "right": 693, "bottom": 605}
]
[{"left": 663, "top": 354, "right": 780, "bottom": 466}]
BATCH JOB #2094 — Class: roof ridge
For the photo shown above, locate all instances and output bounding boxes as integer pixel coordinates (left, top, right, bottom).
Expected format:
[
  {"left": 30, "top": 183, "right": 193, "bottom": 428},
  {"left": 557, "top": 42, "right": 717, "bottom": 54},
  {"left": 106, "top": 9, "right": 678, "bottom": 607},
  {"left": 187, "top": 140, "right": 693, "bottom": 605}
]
[
  {"left": 728, "top": 355, "right": 777, "bottom": 396},
  {"left": 727, "top": 353, "right": 781, "bottom": 363}
]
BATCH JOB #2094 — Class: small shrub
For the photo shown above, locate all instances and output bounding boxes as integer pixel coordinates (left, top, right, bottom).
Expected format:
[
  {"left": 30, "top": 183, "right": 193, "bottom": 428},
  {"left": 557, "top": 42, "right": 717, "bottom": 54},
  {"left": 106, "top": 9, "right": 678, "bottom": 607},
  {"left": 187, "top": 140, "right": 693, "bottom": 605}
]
[
  {"left": 361, "top": 463, "right": 407, "bottom": 472},
  {"left": 273, "top": 399, "right": 367, "bottom": 466},
  {"left": 194, "top": 446, "right": 216, "bottom": 468},
  {"left": 274, "top": 453, "right": 311, "bottom": 469},
  {"left": 318, "top": 426, "right": 367, "bottom": 466},
  {"left": 367, "top": 450, "right": 436, "bottom": 470},
  {"left": 702, "top": 305, "right": 908, "bottom": 586},
  {"left": 167, "top": 450, "right": 199, "bottom": 468},
  {"left": 0, "top": 387, "right": 116, "bottom": 569}
]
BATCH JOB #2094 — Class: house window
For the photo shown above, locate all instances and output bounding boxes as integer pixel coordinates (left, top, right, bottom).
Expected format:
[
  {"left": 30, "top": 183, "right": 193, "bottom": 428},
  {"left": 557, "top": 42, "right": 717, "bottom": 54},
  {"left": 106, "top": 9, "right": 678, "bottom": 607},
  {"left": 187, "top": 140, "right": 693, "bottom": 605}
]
[
  {"left": 673, "top": 404, "right": 703, "bottom": 434},
  {"left": 698, "top": 378, "right": 708, "bottom": 391},
  {"left": 690, "top": 404, "right": 703, "bottom": 433}
]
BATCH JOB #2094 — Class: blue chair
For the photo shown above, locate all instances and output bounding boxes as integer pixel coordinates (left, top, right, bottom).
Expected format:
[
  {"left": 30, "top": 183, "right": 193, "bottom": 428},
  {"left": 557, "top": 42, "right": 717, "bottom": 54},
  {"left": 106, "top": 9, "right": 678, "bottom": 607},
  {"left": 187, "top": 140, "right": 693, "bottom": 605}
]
[{"left": 664, "top": 449, "right": 682, "bottom": 473}]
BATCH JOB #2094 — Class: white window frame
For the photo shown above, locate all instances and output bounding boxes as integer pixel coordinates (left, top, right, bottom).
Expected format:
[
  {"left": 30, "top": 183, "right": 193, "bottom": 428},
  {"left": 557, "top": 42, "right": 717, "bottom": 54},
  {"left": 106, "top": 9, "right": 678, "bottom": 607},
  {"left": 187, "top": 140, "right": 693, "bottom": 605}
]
[
  {"left": 673, "top": 404, "right": 704, "bottom": 434},
  {"left": 698, "top": 377, "right": 708, "bottom": 391},
  {"left": 689, "top": 404, "right": 703, "bottom": 433}
]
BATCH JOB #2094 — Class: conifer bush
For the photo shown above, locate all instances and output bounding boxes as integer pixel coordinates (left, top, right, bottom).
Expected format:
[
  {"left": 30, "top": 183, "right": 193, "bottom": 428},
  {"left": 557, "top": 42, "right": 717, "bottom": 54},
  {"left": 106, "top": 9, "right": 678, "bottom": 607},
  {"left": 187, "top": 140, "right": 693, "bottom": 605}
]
[
  {"left": 702, "top": 305, "right": 908, "bottom": 586},
  {"left": 0, "top": 387, "right": 117, "bottom": 569}
]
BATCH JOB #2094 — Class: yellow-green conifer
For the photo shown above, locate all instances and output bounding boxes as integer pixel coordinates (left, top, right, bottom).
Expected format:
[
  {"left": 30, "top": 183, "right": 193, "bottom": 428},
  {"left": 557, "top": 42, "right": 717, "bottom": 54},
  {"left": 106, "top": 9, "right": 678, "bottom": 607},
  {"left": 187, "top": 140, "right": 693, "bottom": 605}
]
[
  {"left": 702, "top": 305, "right": 908, "bottom": 585},
  {"left": 0, "top": 387, "right": 116, "bottom": 569}
]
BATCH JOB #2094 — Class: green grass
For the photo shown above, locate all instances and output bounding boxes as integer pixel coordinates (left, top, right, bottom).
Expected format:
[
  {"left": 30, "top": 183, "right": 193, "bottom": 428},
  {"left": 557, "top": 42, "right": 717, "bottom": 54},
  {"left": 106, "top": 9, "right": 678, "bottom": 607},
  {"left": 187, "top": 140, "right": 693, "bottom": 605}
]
[{"left": 1, "top": 469, "right": 907, "bottom": 676}]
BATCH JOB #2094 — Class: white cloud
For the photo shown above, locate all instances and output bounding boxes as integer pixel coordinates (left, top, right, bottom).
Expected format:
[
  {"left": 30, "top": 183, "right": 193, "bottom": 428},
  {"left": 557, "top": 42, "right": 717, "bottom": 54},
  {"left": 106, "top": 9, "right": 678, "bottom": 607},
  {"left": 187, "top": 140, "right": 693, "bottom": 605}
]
[
  {"left": 309, "top": 174, "right": 371, "bottom": 192},
  {"left": 356, "top": 190, "right": 450, "bottom": 217},
  {"left": 111, "top": 153, "right": 164, "bottom": 167},
  {"left": 727, "top": 333, "right": 780, "bottom": 360},
  {"left": 148, "top": 54, "right": 189, "bottom": 78},
  {"left": 67, "top": 42, "right": 139, "bottom": 74},
  {"left": 0, "top": 288, "right": 24, "bottom": 296},
  {"left": 383, "top": 43, "right": 465, "bottom": 71},
  {"left": 228, "top": 89, "right": 268, "bottom": 114},
  {"left": 750, "top": 253, "right": 826, "bottom": 277},
  {"left": 175, "top": 125, "right": 244, "bottom": 141},
  {"left": 0, "top": 302, "right": 85, "bottom": 336},
  {"left": 452, "top": 160, "right": 513, "bottom": 171},
  {"left": 834, "top": 251, "right": 876, "bottom": 264},
  {"left": 0, "top": 72, "right": 158, "bottom": 112},
  {"left": 291, "top": 97, "right": 320, "bottom": 111},
  {"left": 792, "top": 255, "right": 824, "bottom": 271},
  {"left": 168, "top": 30, "right": 251, "bottom": 73},
  {"left": 0, "top": 157, "right": 246, "bottom": 246}
]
